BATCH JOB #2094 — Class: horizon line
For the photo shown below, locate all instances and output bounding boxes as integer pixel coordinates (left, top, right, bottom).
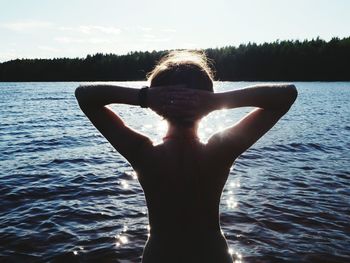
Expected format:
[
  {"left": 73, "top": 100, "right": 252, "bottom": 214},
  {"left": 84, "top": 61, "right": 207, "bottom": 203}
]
[{"left": 1, "top": 35, "right": 348, "bottom": 64}]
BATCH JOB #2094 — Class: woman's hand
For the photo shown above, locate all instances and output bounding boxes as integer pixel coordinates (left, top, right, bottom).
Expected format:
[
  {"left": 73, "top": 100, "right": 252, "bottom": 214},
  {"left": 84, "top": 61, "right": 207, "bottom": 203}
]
[{"left": 148, "top": 85, "right": 216, "bottom": 121}]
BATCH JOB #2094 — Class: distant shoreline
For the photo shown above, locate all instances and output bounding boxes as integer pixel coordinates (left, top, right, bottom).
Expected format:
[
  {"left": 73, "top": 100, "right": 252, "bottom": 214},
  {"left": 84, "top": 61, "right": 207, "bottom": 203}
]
[
  {"left": 1, "top": 37, "right": 349, "bottom": 82},
  {"left": 1, "top": 80, "right": 350, "bottom": 83}
]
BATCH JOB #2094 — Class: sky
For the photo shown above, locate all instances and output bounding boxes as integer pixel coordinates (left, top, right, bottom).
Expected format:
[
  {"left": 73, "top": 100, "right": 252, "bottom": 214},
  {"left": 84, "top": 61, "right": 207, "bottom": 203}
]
[{"left": 1, "top": 0, "right": 349, "bottom": 62}]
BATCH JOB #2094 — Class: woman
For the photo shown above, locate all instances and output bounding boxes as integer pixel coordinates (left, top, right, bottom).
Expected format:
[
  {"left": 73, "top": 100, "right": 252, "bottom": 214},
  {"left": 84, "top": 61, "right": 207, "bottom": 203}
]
[{"left": 75, "top": 51, "right": 297, "bottom": 263}]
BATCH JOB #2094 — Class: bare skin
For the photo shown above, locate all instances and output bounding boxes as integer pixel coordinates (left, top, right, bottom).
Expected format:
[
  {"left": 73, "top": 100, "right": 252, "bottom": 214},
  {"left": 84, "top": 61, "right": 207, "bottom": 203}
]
[{"left": 75, "top": 83, "right": 297, "bottom": 263}]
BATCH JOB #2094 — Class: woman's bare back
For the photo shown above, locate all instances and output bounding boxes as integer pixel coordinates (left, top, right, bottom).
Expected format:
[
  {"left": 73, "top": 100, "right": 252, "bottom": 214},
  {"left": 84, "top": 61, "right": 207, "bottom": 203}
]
[{"left": 138, "top": 139, "right": 233, "bottom": 262}]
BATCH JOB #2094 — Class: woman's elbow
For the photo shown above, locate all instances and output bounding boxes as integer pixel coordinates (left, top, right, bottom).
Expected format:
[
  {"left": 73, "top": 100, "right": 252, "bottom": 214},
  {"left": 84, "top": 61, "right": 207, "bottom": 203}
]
[
  {"left": 289, "top": 84, "right": 298, "bottom": 103},
  {"left": 75, "top": 85, "right": 85, "bottom": 100},
  {"left": 75, "top": 85, "right": 92, "bottom": 106},
  {"left": 75, "top": 85, "right": 102, "bottom": 111},
  {"left": 75, "top": 86, "right": 92, "bottom": 111},
  {"left": 284, "top": 84, "right": 298, "bottom": 106}
]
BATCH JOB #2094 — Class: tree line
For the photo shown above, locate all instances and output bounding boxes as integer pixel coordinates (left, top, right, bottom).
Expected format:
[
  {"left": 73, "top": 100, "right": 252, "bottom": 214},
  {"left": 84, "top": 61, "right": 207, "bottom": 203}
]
[{"left": 0, "top": 37, "right": 349, "bottom": 81}]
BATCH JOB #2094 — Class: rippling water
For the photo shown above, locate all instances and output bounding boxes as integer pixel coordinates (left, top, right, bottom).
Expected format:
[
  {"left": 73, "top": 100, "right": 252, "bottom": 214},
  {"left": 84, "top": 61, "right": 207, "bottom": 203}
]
[{"left": 1, "top": 82, "right": 349, "bottom": 262}]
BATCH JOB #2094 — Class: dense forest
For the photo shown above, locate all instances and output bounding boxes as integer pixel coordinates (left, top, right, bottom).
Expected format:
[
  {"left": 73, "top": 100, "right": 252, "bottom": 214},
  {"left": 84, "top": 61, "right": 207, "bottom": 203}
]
[{"left": 0, "top": 37, "right": 349, "bottom": 81}]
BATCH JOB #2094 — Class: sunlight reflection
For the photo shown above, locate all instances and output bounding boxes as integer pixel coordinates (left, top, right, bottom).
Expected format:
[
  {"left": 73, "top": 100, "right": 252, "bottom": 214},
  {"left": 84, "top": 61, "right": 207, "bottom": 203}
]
[
  {"left": 230, "top": 180, "right": 241, "bottom": 188},
  {"left": 234, "top": 252, "right": 243, "bottom": 263},
  {"left": 226, "top": 196, "right": 238, "bottom": 209},
  {"left": 115, "top": 234, "right": 128, "bottom": 247},
  {"left": 72, "top": 246, "right": 84, "bottom": 256},
  {"left": 126, "top": 171, "right": 137, "bottom": 180},
  {"left": 120, "top": 180, "right": 129, "bottom": 189},
  {"left": 229, "top": 248, "right": 243, "bottom": 263},
  {"left": 153, "top": 120, "right": 168, "bottom": 144},
  {"left": 157, "top": 120, "right": 168, "bottom": 134},
  {"left": 198, "top": 120, "right": 215, "bottom": 142},
  {"left": 141, "top": 124, "right": 153, "bottom": 132},
  {"left": 204, "top": 127, "right": 213, "bottom": 133},
  {"left": 217, "top": 125, "right": 224, "bottom": 131},
  {"left": 198, "top": 132, "right": 205, "bottom": 141},
  {"left": 146, "top": 224, "right": 151, "bottom": 237}
]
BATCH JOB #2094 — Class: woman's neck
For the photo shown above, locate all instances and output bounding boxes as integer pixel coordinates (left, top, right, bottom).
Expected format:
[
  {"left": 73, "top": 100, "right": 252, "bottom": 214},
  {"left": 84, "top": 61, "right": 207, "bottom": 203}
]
[{"left": 164, "top": 123, "right": 199, "bottom": 140}]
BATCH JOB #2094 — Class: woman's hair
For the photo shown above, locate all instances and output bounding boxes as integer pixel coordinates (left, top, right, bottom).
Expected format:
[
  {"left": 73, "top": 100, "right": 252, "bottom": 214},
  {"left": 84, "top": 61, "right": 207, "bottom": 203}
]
[
  {"left": 147, "top": 50, "right": 214, "bottom": 126},
  {"left": 148, "top": 50, "right": 214, "bottom": 92}
]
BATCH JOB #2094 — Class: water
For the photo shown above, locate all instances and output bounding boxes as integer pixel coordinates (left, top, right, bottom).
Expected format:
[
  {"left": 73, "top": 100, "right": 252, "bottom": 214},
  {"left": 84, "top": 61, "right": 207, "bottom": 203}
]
[{"left": 0, "top": 82, "right": 349, "bottom": 262}]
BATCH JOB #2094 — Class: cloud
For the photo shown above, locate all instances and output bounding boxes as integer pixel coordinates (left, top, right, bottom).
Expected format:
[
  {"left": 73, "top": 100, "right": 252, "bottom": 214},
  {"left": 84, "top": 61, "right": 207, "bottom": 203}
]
[
  {"left": 0, "top": 49, "right": 19, "bottom": 62},
  {"left": 58, "top": 25, "right": 121, "bottom": 35},
  {"left": 54, "top": 36, "right": 113, "bottom": 44},
  {"left": 124, "top": 26, "right": 153, "bottom": 32},
  {"left": 162, "top": 28, "right": 177, "bottom": 33},
  {"left": 0, "top": 20, "right": 122, "bottom": 37},
  {"left": 143, "top": 34, "right": 156, "bottom": 39},
  {"left": 142, "top": 33, "right": 171, "bottom": 43},
  {"left": 138, "top": 26, "right": 152, "bottom": 32},
  {"left": 38, "top": 46, "right": 60, "bottom": 52},
  {"left": 181, "top": 42, "right": 199, "bottom": 48},
  {"left": 0, "top": 21, "right": 53, "bottom": 31},
  {"left": 143, "top": 37, "right": 171, "bottom": 43},
  {"left": 54, "top": 25, "right": 122, "bottom": 45}
]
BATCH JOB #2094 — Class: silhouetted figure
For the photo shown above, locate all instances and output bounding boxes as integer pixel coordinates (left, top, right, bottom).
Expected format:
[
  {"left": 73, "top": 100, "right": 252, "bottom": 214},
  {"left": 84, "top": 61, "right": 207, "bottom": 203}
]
[{"left": 75, "top": 50, "right": 297, "bottom": 263}]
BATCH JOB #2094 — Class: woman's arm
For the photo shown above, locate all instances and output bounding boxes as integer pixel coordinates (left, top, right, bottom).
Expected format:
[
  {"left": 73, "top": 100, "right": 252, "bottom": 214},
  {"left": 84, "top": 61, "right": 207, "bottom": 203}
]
[
  {"left": 75, "top": 84, "right": 152, "bottom": 168},
  {"left": 164, "top": 84, "right": 297, "bottom": 166},
  {"left": 75, "top": 84, "right": 186, "bottom": 167},
  {"left": 75, "top": 84, "right": 185, "bottom": 114},
  {"left": 212, "top": 84, "right": 297, "bottom": 111},
  {"left": 206, "top": 84, "right": 298, "bottom": 166},
  {"left": 75, "top": 84, "right": 140, "bottom": 108}
]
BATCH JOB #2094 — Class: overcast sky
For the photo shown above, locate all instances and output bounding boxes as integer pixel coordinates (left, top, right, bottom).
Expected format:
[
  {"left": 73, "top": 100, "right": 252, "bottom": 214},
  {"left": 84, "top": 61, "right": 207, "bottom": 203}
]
[{"left": 1, "top": 0, "right": 349, "bottom": 62}]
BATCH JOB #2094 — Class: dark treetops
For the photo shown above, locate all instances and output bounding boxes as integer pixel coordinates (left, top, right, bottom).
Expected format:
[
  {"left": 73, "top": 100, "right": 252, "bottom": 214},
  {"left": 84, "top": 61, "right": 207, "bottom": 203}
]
[{"left": 1, "top": 37, "right": 349, "bottom": 82}]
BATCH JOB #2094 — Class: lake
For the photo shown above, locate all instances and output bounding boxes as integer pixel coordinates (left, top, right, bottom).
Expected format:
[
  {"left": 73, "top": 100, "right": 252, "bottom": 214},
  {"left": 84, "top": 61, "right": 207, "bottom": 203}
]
[{"left": 0, "top": 82, "right": 349, "bottom": 262}]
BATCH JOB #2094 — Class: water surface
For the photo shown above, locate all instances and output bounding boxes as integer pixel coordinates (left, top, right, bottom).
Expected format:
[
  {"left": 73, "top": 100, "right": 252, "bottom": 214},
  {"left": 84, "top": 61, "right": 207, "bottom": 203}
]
[{"left": 0, "top": 82, "right": 349, "bottom": 262}]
